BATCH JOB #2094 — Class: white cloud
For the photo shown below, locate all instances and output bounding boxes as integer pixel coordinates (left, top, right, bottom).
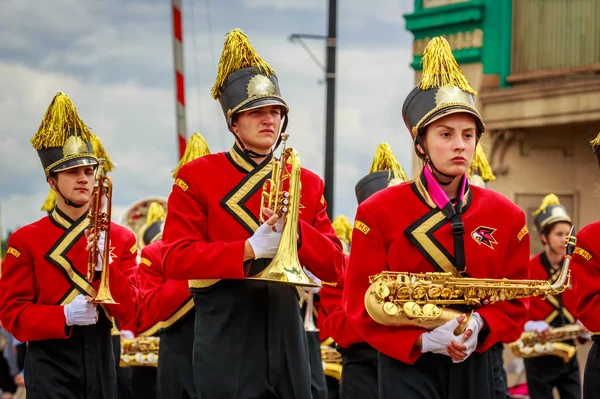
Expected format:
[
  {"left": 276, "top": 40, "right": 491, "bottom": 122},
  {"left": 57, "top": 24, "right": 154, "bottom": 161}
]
[{"left": 0, "top": 0, "right": 417, "bottom": 237}]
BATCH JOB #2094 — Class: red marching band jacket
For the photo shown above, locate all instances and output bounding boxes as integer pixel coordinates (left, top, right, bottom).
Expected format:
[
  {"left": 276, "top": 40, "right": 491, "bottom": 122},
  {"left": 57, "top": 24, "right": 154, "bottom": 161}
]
[
  {"left": 528, "top": 253, "right": 578, "bottom": 325},
  {"left": 571, "top": 221, "right": 600, "bottom": 333},
  {"left": 0, "top": 208, "right": 140, "bottom": 342},
  {"left": 319, "top": 254, "right": 364, "bottom": 348},
  {"left": 343, "top": 178, "right": 531, "bottom": 365},
  {"left": 161, "top": 146, "right": 343, "bottom": 285},
  {"left": 135, "top": 240, "right": 193, "bottom": 335}
]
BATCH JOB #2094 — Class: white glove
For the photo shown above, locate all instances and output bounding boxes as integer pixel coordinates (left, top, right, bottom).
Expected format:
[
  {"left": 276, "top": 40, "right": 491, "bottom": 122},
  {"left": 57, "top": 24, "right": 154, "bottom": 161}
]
[
  {"left": 96, "top": 231, "right": 113, "bottom": 271},
  {"left": 64, "top": 295, "right": 98, "bottom": 326},
  {"left": 303, "top": 268, "right": 321, "bottom": 292},
  {"left": 576, "top": 320, "right": 591, "bottom": 340},
  {"left": 120, "top": 330, "right": 135, "bottom": 339},
  {"left": 524, "top": 320, "right": 550, "bottom": 333},
  {"left": 247, "top": 218, "right": 284, "bottom": 259},
  {"left": 453, "top": 312, "right": 485, "bottom": 363},
  {"left": 421, "top": 317, "right": 463, "bottom": 356}
]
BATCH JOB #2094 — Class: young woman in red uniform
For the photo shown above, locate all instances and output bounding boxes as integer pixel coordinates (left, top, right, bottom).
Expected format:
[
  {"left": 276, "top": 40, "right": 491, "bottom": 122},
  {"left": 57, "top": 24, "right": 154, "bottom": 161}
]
[
  {"left": 0, "top": 93, "right": 139, "bottom": 399},
  {"left": 161, "top": 29, "right": 343, "bottom": 398},
  {"left": 524, "top": 195, "right": 581, "bottom": 399},
  {"left": 343, "top": 37, "right": 530, "bottom": 399},
  {"left": 571, "top": 133, "right": 600, "bottom": 399}
]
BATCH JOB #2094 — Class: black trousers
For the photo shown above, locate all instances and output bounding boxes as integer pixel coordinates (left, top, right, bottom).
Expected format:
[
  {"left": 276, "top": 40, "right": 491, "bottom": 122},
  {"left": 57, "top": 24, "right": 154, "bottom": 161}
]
[
  {"left": 584, "top": 340, "right": 600, "bottom": 399},
  {"left": 111, "top": 335, "right": 133, "bottom": 399},
  {"left": 489, "top": 342, "right": 509, "bottom": 399},
  {"left": 339, "top": 343, "right": 378, "bottom": 399},
  {"left": 158, "top": 310, "right": 197, "bottom": 399},
  {"left": 378, "top": 350, "right": 494, "bottom": 399},
  {"left": 192, "top": 280, "right": 311, "bottom": 399},
  {"left": 307, "top": 331, "right": 328, "bottom": 399},
  {"left": 25, "top": 310, "right": 117, "bottom": 399},
  {"left": 524, "top": 350, "right": 581, "bottom": 399},
  {"left": 131, "top": 366, "right": 157, "bottom": 399}
]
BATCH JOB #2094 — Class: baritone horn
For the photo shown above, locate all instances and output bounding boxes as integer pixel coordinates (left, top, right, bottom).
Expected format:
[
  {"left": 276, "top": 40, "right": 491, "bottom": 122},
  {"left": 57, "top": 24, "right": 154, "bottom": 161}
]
[
  {"left": 248, "top": 133, "right": 318, "bottom": 287},
  {"left": 87, "top": 158, "right": 117, "bottom": 304}
]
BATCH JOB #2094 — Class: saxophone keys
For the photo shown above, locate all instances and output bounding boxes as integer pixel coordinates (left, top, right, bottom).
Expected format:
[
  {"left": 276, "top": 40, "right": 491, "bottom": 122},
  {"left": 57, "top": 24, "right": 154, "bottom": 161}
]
[
  {"left": 374, "top": 282, "right": 390, "bottom": 300},
  {"left": 422, "top": 303, "right": 442, "bottom": 318},
  {"left": 427, "top": 287, "right": 441, "bottom": 299},
  {"left": 383, "top": 301, "right": 399, "bottom": 316},
  {"left": 402, "top": 302, "right": 421, "bottom": 318}
]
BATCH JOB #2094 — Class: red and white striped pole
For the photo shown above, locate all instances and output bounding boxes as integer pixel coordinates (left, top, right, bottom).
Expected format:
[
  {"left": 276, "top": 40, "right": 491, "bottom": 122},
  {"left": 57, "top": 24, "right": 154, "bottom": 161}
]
[{"left": 172, "top": 0, "right": 187, "bottom": 159}]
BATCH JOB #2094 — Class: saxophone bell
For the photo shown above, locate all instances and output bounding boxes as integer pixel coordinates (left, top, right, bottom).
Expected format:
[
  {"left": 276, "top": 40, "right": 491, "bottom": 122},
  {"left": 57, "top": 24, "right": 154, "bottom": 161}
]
[{"left": 248, "top": 134, "right": 318, "bottom": 287}]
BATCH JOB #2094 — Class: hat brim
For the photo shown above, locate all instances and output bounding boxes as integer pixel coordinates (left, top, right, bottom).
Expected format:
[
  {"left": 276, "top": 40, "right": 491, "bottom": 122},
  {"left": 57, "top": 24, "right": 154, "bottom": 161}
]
[
  {"left": 418, "top": 105, "right": 485, "bottom": 137},
  {"left": 235, "top": 97, "right": 289, "bottom": 115},
  {"left": 49, "top": 156, "right": 98, "bottom": 175}
]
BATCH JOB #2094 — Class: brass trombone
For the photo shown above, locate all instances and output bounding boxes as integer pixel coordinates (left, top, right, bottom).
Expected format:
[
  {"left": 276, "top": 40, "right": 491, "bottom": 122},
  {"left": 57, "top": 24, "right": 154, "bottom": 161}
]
[
  {"left": 248, "top": 133, "right": 318, "bottom": 287},
  {"left": 87, "top": 158, "right": 117, "bottom": 304}
]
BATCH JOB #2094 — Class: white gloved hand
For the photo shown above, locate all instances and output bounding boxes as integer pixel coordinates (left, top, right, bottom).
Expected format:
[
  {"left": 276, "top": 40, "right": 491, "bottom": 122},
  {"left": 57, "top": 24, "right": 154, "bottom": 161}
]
[
  {"left": 524, "top": 320, "right": 550, "bottom": 333},
  {"left": 120, "top": 330, "right": 135, "bottom": 339},
  {"left": 453, "top": 312, "right": 485, "bottom": 363},
  {"left": 64, "top": 295, "right": 98, "bottom": 326},
  {"left": 247, "top": 218, "right": 284, "bottom": 259},
  {"left": 421, "top": 317, "right": 463, "bottom": 356},
  {"left": 95, "top": 231, "right": 114, "bottom": 271},
  {"left": 576, "top": 320, "right": 591, "bottom": 340}
]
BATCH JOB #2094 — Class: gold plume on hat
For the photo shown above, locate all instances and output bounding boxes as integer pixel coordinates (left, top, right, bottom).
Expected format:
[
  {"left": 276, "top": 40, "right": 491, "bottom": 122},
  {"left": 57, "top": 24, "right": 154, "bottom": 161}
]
[
  {"left": 40, "top": 189, "right": 57, "bottom": 212},
  {"left": 419, "top": 37, "right": 476, "bottom": 95},
  {"left": 468, "top": 143, "right": 495, "bottom": 182},
  {"left": 590, "top": 132, "right": 600, "bottom": 150},
  {"left": 91, "top": 134, "right": 115, "bottom": 172},
  {"left": 172, "top": 133, "right": 211, "bottom": 178},
  {"left": 369, "top": 143, "right": 408, "bottom": 181},
  {"left": 532, "top": 194, "right": 560, "bottom": 216},
  {"left": 332, "top": 215, "right": 353, "bottom": 245},
  {"left": 30, "top": 92, "right": 93, "bottom": 150},
  {"left": 211, "top": 29, "right": 275, "bottom": 99},
  {"left": 145, "top": 202, "right": 166, "bottom": 227}
]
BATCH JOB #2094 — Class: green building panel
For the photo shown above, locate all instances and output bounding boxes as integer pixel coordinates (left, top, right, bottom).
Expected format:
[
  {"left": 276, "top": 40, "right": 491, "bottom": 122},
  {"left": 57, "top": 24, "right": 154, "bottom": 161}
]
[{"left": 405, "top": 0, "right": 512, "bottom": 87}]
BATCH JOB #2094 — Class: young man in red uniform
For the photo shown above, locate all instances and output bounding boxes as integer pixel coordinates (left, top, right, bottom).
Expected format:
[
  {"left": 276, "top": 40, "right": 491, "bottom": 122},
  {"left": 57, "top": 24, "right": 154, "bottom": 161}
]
[
  {"left": 524, "top": 194, "right": 582, "bottom": 399},
  {"left": 135, "top": 133, "right": 210, "bottom": 399},
  {"left": 320, "top": 144, "right": 407, "bottom": 399},
  {"left": 571, "top": 133, "right": 600, "bottom": 399},
  {"left": 161, "top": 29, "right": 343, "bottom": 398},
  {"left": 343, "top": 37, "right": 530, "bottom": 399},
  {"left": 0, "top": 92, "right": 139, "bottom": 399}
]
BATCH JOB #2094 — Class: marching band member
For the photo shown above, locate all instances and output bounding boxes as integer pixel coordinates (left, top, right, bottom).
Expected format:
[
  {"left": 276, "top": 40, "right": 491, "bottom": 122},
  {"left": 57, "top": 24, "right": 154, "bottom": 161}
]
[
  {"left": 468, "top": 145, "right": 511, "bottom": 399},
  {"left": 0, "top": 93, "right": 140, "bottom": 399},
  {"left": 571, "top": 133, "right": 600, "bottom": 399},
  {"left": 136, "top": 133, "right": 210, "bottom": 399},
  {"left": 343, "top": 37, "right": 530, "bottom": 399},
  {"left": 524, "top": 195, "right": 581, "bottom": 399},
  {"left": 320, "top": 143, "right": 408, "bottom": 399},
  {"left": 162, "top": 29, "right": 343, "bottom": 398}
]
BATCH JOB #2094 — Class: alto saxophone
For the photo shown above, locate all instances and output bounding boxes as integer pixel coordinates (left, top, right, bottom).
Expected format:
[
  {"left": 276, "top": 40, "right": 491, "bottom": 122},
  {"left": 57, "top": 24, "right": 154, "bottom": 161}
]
[
  {"left": 509, "top": 324, "right": 585, "bottom": 362},
  {"left": 364, "top": 231, "right": 576, "bottom": 333},
  {"left": 248, "top": 133, "right": 318, "bottom": 287}
]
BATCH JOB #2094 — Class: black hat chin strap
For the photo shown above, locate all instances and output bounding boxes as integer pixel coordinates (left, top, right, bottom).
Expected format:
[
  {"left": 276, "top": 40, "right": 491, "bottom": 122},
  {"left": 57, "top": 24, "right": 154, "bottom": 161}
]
[
  {"left": 230, "top": 112, "right": 289, "bottom": 159},
  {"left": 50, "top": 177, "right": 86, "bottom": 209},
  {"left": 415, "top": 135, "right": 458, "bottom": 186}
]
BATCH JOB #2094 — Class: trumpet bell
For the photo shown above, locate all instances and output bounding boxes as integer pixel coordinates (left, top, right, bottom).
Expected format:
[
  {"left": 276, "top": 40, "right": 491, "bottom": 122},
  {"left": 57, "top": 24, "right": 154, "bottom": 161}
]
[{"left": 249, "top": 254, "right": 319, "bottom": 287}]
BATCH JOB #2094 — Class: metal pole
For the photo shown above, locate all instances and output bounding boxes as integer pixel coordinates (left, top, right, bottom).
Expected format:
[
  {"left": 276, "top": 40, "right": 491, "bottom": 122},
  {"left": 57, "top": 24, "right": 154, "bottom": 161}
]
[
  {"left": 324, "top": 0, "right": 337, "bottom": 219},
  {"left": 172, "top": 0, "right": 187, "bottom": 159}
]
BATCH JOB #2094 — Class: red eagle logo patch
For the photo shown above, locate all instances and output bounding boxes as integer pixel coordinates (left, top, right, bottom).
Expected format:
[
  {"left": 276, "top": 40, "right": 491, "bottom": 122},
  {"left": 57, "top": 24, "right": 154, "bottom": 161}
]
[{"left": 471, "top": 226, "right": 498, "bottom": 249}]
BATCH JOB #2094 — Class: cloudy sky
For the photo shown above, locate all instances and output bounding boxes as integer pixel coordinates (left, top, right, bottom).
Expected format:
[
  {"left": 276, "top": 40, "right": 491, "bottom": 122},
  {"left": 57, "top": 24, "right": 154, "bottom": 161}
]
[{"left": 0, "top": 0, "right": 417, "bottom": 237}]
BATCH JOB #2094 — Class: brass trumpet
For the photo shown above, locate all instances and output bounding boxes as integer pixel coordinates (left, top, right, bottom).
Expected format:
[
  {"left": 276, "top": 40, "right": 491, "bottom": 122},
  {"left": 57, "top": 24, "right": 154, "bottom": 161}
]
[
  {"left": 248, "top": 133, "right": 318, "bottom": 287},
  {"left": 365, "top": 231, "right": 577, "bottom": 333},
  {"left": 87, "top": 158, "right": 117, "bottom": 304}
]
